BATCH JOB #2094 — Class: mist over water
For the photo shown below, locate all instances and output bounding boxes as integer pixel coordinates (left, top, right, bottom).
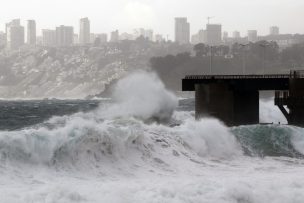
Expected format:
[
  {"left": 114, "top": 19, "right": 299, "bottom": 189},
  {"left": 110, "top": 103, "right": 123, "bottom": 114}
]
[
  {"left": 1, "top": 71, "right": 304, "bottom": 203},
  {"left": 99, "top": 71, "right": 178, "bottom": 121},
  {"left": 260, "top": 98, "right": 287, "bottom": 124}
]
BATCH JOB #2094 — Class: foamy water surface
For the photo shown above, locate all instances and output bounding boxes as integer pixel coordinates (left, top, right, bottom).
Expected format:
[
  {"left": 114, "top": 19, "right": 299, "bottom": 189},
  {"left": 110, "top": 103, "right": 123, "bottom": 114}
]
[{"left": 1, "top": 72, "right": 304, "bottom": 203}]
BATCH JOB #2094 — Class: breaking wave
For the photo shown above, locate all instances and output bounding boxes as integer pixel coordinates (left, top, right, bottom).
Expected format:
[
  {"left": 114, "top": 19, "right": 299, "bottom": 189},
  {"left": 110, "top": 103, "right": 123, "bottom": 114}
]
[
  {"left": 0, "top": 71, "right": 304, "bottom": 171},
  {"left": 233, "top": 125, "right": 304, "bottom": 158},
  {"left": 2, "top": 71, "right": 304, "bottom": 203},
  {"left": 0, "top": 72, "right": 237, "bottom": 170}
]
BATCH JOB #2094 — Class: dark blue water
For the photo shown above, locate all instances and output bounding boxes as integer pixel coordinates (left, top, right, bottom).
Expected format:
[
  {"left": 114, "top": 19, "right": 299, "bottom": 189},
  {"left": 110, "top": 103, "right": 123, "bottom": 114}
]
[
  {"left": 0, "top": 99, "right": 194, "bottom": 131},
  {"left": 0, "top": 100, "right": 100, "bottom": 131}
]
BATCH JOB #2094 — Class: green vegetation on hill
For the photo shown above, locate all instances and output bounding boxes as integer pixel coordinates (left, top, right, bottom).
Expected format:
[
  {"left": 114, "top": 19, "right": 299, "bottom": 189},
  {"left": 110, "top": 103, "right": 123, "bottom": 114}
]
[{"left": 150, "top": 41, "right": 304, "bottom": 90}]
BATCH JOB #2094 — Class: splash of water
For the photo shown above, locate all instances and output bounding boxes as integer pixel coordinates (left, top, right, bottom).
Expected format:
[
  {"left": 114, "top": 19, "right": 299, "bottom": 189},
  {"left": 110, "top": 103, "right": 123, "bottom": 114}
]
[
  {"left": 2, "top": 72, "right": 304, "bottom": 203},
  {"left": 99, "top": 71, "right": 178, "bottom": 122}
]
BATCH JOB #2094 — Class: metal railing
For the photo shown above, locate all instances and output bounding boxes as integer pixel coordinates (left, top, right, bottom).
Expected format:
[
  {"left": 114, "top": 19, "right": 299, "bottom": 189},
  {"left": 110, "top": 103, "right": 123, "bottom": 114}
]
[
  {"left": 290, "top": 70, "right": 304, "bottom": 78},
  {"left": 184, "top": 74, "right": 291, "bottom": 80},
  {"left": 274, "top": 90, "right": 304, "bottom": 106},
  {"left": 184, "top": 71, "right": 304, "bottom": 80}
]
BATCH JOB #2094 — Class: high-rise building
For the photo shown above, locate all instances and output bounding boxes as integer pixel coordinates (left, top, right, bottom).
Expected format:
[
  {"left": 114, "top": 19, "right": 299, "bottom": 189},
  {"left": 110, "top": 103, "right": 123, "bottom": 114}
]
[
  {"left": 42, "top": 29, "right": 56, "bottom": 46},
  {"left": 5, "top": 19, "right": 20, "bottom": 34},
  {"left": 95, "top": 33, "right": 108, "bottom": 43},
  {"left": 198, "top": 29, "right": 207, "bottom": 43},
  {"left": 223, "top": 31, "right": 228, "bottom": 42},
  {"left": 120, "top": 32, "right": 133, "bottom": 40},
  {"left": 27, "top": 20, "right": 36, "bottom": 45},
  {"left": 74, "top": 34, "right": 79, "bottom": 44},
  {"left": 90, "top": 33, "right": 95, "bottom": 43},
  {"left": 56, "top": 25, "right": 74, "bottom": 46},
  {"left": 133, "top": 28, "right": 153, "bottom": 40},
  {"left": 248, "top": 30, "right": 258, "bottom": 42},
  {"left": 110, "top": 30, "right": 119, "bottom": 42},
  {"left": 6, "top": 19, "right": 24, "bottom": 50},
  {"left": 79, "top": 17, "right": 90, "bottom": 44},
  {"left": 206, "top": 24, "right": 222, "bottom": 45},
  {"left": 191, "top": 33, "right": 199, "bottom": 44},
  {"left": 233, "top": 31, "right": 241, "bottom": 39},
  {"left": 134, "top": 28, "right": 145, "bottom": 39},
  {"left": 270, "top": 26, "right": 279, "bottom": 35},
  {"left": 175, "top": 17, "right": 190, "bottom": 44}
]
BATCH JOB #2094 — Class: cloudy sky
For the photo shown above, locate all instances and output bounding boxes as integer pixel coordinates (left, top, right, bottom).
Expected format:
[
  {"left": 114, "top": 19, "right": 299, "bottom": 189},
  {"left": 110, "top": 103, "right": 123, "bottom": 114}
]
[{"left": 1, "top": 0, "right": 303, "bottom": 39}]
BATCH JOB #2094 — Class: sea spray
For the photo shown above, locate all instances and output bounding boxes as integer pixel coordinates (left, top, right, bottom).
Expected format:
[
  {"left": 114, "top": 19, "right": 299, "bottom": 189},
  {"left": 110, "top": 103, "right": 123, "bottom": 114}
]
[
  {"left": 99, "top": 71, "right": 178, "bottom": 122},
  {"left": 0, "top": 72, "right": 239, "bottom": 168},
  {"left": 259, "top": 99, "right": 287, "bottom": 124},
  {"left": 175, "top": 117, "right": 242, "bottom": 158},
  {"left": 232, "top": 125, "right": 304, "bottom": 158},
  {"left": 2, "top": 74, "right": 304, "bottom": 202}
]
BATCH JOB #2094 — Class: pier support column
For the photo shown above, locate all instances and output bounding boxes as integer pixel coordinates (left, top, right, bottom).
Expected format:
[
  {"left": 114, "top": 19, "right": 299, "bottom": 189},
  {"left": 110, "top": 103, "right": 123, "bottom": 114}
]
[
  {"left": 195, "top": 84, "right": 260, "bottom": 126},
  {"left": 195, "top": 83, "right": 234, "bottom": 126},
  {"left": 288, "top": 79, "right": 304, "bottom": 126},
  {"left": 233, "top": 90, "right": 259, "bottom": 125}
]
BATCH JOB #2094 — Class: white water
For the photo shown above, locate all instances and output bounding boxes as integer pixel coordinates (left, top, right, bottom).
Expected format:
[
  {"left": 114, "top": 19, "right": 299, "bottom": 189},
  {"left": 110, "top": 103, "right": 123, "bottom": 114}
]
[{"left": 1, "top": 72, "right": 304, "bottom": 203}]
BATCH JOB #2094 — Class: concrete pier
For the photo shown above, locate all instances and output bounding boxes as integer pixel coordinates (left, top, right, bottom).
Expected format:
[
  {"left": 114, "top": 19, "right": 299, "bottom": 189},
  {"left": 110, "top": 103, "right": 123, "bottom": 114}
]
[
  {"left": 195, "top": 83, "right": 234, "bottom": 125},
  {"left": 183, "top": 71, "right": 304, "bottom": 127}
]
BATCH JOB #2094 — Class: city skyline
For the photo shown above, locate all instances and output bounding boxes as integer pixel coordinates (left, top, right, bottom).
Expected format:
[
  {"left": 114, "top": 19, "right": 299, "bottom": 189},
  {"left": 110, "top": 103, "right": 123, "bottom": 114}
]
[
  {"left": 0, "top": 16, "right": 299, "bottom": 42},
  {"left": 2, "top": 16, "right": 303, "bottom": 50},
  {"left": 1, "top": 0, "right": 304, "bottom": 39}
]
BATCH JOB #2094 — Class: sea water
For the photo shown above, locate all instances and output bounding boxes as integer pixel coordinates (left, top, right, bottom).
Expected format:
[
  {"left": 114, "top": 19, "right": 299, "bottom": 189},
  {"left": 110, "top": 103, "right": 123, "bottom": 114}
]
[{"left": 1, "top": 71, "right": 304, "bottom": 203}]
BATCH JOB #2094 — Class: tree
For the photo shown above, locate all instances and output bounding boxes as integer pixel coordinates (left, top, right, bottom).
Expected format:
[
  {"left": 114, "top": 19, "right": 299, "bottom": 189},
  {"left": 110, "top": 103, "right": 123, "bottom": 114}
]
[
  {"left": 193, "top": 43, "right": 207, "bottom": 57},
  {"left": 93, "top": 37, "right": 101, "bottom": 47},
  {"left": 176, "top": 52, "right": 191, "bottom": 64}
]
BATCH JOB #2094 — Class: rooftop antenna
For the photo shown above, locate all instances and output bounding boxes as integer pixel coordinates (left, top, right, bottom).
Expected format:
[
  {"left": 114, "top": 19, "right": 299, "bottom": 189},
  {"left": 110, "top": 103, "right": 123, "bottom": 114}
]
[{"left": 207, "top": 16, "right": 214, "bottom": 24}]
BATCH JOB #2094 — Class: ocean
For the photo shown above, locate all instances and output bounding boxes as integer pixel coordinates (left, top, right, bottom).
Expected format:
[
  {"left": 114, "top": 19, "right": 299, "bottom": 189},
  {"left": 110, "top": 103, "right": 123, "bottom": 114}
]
[{"left": 1, "top": 72, "right": 304, "bottom": 203}]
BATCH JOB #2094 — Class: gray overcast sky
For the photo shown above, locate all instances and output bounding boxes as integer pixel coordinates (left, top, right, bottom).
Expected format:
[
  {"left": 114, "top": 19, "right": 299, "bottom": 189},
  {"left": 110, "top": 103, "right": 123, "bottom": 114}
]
[{"left": 1, "top": 0, "right": 304, "bottom": 39}]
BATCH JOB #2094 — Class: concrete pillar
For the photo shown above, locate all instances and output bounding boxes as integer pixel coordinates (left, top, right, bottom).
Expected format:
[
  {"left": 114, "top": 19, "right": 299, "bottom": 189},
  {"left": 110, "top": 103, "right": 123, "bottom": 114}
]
[
  {"left": 233, "top": 90, "right": 259, "bottom": 125},
  {"left": 195, "top": 83, "right": 234, "bottom": 126},
  {"left": 195, "top": 84, "right": 259, "bottom": 126},
  {"left": 288, "top": 79, "right": 304, "bottom": 126}
]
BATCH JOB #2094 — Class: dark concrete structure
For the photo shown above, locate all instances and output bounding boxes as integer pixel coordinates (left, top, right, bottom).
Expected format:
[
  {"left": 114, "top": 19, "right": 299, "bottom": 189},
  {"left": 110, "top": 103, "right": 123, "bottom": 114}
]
[{"left": 182, "top": 71, "right": 304, "bottom": 126}]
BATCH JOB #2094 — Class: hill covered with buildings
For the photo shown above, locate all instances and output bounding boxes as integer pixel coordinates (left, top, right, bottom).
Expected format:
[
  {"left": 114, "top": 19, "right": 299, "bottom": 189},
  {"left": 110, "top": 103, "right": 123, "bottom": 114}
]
[{"left": 0, "top": 39, "right": 191, "bottom": 99}]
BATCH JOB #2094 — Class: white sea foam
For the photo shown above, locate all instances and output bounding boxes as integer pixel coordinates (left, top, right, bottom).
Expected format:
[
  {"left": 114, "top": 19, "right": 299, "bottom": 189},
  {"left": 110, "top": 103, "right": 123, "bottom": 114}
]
[
  {"left": 1, "top": 71, "right": 304, "bottom": 203},
  {"left": 260, "top": 99, "right": 287, "bottom": 124},
  {"left": 99, "top": 71, "right": 178, "bottom": 121}
]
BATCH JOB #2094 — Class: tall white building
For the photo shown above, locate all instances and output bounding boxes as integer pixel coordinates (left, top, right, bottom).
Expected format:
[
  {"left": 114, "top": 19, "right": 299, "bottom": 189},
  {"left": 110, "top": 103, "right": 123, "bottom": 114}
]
[
  {"left": 175, "top": 17, "right": 190, "bottom": 44},
  {"left": 206, "top": 24, "right": 222, "bottom": 45},
  {"left": 6, "top": 19, "right": 24, "bottom": 50},
  {"left": 6, "top": 19, "right": 20, "bottom": 34},
  {"left": 191, "top": 33, "right": 199, "bottom": 44},
  {"left": 90, "top": 33, "right": 95, "bottom": 43},
  {"left": 270, "top": 26, "right": 279, "bottom": 35},
  {"left": 42, "top": 29, "right": 56, "bottom": 46},
  {"left": 56, "top": 25, "right": 74, "bottom": 46},
  {"left": 120, "top": 32, "right": 134, "bottom": 40},
  {"left": 95, "top": 33, "right": 108, "bottom": 43},
  {"left": 233, "top": 31, "right": 241, "bottom": 39},
  {"left": 79, "top": 17, "right": 90, "bottom": 44},
  {"left": 134, "top": 28, "right": 145, "bottom": 39},
  {"left": 198, "top": 29, "right": 207, "bottom": 43},
  {"left": 110, "top": 30, "right": 119, "bottom": 42},
  {"left": 223, "top": 31, "right": 228, "bottom": 42},
  {"left": 248, "top": 30, "right": 258, "bottom": 42},
  {"left": 74, "top": 34, "right": 79, "bottom": 44},
  {"left": 27, "top": 20, "right": 36, "bottom": 45},
  {"left": 134, "top": 28, "right": 153, "bottom": 41}
]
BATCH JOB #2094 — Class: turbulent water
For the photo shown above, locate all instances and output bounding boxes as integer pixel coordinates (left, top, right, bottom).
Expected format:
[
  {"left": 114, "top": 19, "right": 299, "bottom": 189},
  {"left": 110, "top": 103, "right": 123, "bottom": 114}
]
[{"left": 1, "top": 72, "right": 304, "bottom": 203}]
